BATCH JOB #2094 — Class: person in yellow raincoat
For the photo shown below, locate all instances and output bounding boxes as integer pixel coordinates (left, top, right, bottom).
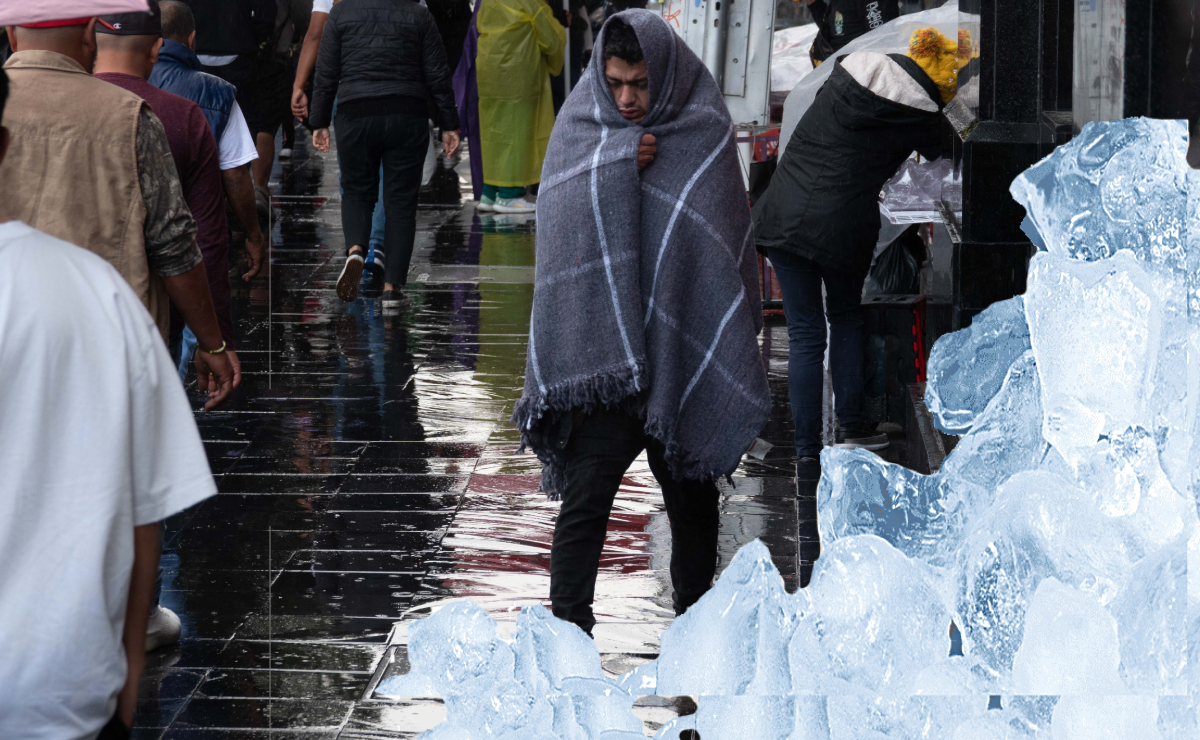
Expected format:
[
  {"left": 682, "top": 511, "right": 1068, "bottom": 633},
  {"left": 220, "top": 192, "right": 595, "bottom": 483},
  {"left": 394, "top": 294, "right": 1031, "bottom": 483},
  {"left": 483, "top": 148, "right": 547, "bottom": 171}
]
[{"left": 475, "top": 0, "right": 565, "bottom": 213}]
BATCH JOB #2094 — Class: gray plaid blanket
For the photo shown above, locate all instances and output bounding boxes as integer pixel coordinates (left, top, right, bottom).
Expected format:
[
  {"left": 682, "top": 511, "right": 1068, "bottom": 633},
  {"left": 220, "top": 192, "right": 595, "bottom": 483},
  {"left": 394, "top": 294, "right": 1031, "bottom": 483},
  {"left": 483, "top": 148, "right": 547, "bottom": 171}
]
[{"left": 512, "top": 9, "right": 771, "bottom": 497}]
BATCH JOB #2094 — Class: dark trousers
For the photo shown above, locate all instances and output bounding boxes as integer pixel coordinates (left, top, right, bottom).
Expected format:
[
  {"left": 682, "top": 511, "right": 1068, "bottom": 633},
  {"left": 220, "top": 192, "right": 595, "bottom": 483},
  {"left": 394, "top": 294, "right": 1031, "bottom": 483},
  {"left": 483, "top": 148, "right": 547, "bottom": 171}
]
[
  {"left": 334, "top": 111, "right": 428, "bottom": 286},
  {"left": 549, "top": 407, "right": 720, "bottom": 635},
  {"left": 768, "top": 248, "right": 866, "bottom": 457},
  {"left": 97, "top": 714, "right": 130, "bottom": 740}
]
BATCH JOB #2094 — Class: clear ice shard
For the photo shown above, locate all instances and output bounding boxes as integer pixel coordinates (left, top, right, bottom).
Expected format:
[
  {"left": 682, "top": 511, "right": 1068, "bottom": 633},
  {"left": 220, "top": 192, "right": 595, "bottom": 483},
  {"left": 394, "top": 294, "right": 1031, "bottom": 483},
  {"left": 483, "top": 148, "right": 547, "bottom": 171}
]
[
  {"left": 380, "top": 117, "right": 1197, "bottom": 739},
  {"left": 1009, "top": 578, "right": 1124, "bottom": 695},
  {"left": 1025, "top": 250, "right": 1163, "bottom": 468},
  {"left": 796, "top": 535, "right": 951, "bottom": 695},
  {"left": 819, "top": 351, "right": 1044, "bottom": 568},
  {"left": 1009, "top": 117, "right": 1189, "bottom": 273},
  {"left": 924, "top": 296, "right": 1031, "bottom": 435},
  {"left": 655, "top": 538, "right": 799, "bottom": 696}
]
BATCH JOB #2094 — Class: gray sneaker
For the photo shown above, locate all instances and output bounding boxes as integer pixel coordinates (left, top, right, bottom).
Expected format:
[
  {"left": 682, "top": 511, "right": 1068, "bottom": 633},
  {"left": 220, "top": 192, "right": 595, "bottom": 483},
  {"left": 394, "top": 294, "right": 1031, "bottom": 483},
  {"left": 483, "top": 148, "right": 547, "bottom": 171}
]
[{"left": 833, "top": 426, "right": 890, "bottom": 451}]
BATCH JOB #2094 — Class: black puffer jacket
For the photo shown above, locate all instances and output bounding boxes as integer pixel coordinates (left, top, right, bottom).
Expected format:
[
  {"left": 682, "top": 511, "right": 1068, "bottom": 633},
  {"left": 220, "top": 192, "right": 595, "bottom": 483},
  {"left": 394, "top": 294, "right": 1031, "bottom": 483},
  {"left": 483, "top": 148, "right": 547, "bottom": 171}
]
[
  {"left": 309, "top": 0, "right": 460, "bottom": 130},
  {"left": 752, "top": 52, "right": 943, "bottom": 277}
]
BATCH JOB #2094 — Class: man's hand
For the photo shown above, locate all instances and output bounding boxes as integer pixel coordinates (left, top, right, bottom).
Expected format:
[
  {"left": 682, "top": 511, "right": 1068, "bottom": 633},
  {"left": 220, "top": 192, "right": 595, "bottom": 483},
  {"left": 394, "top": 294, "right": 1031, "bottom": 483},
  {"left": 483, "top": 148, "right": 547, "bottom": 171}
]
[
  {"left": 443, "top": 130, "right": 461, "bottom": 159},
  {"left": 194, "top": 348, "right": 237, "bottom": 410},
  {"left": 313, "top": 128, "right": 331, "bottom": 153},
  {"left": 638, "top": 134, "right": 657, "bottom": 170},
  {"left": 243, "top": 229, "right": 266, "bottom": 281},
  {"left": 291, "top": 87, "right": 309, "bottom": 119}
]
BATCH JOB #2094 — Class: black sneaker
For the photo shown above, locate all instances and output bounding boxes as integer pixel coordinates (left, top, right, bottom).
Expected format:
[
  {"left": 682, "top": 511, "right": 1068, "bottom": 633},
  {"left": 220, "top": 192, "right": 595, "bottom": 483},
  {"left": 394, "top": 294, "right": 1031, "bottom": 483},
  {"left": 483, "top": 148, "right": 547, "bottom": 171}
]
[
  {"left": 335, "top": 251, "right": 365, "bottom": 302},
  {"left": 381, "top": 289, "right": 408, "bottom": 314},
  {"left": 834, "top": 426, "right": 890, "bottom": 451},
  {"left": 796, "top": 455, "right": 821, "bottom": 482}
]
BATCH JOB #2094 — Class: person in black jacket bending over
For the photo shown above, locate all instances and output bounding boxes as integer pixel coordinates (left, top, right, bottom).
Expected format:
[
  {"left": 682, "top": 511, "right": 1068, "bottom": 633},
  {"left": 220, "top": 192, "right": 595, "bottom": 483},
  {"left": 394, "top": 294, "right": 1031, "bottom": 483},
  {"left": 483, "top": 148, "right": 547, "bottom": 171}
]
[
  {"left": 752, "top": 28, "right": 962, "bottom": 548},
  {"left": 309, "top": 0, "right": 461, "bottom": 308}
]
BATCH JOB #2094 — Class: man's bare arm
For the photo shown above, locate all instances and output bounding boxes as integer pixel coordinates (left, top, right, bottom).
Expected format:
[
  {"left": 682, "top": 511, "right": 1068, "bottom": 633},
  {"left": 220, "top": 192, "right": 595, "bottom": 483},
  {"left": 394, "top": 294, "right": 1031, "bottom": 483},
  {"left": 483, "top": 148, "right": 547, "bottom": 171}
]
[
  {"left": 222, "top": 164, "right": 266, "bottom": 280},
  {"left": 291, "top": 11, "right": 328, "bottom": 118},
  {"left": 161, "top": 263, "right": 239, "bottom": 409},
  {"left": 117, "top": 523, "right": 159, "bottom": 728}
]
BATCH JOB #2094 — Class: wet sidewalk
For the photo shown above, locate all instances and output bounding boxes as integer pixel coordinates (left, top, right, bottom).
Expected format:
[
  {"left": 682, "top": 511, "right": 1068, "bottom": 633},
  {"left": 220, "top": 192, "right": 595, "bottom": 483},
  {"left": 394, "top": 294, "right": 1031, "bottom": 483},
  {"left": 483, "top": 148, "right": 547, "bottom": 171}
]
[{"left": 134, "top": 140, "right": 801, "bottom": 738}]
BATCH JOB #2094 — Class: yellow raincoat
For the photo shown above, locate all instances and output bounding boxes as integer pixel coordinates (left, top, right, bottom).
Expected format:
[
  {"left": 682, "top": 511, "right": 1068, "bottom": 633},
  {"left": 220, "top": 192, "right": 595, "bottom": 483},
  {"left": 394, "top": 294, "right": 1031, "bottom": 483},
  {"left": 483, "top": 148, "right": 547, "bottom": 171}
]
[{"left": 476, "top": 0, "right": 566, "bottom": 187}]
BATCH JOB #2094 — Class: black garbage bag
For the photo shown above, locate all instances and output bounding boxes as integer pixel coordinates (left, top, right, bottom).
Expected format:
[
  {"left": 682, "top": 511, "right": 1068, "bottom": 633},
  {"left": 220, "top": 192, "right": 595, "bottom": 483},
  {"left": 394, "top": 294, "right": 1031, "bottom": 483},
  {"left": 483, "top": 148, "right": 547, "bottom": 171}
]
[{"left": 867, "top": 225, "right": 924, "bottom": 294}]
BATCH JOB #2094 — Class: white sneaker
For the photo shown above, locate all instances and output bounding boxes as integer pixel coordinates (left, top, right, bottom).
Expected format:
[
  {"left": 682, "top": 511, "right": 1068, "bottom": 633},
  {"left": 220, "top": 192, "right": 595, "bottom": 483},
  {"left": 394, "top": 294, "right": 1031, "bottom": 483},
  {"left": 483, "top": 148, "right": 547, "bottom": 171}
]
[
  {"left": 145, "top": 605, "right": 182, "bottom": 652},
  {"left": 477, "top": 196, "right": 496, "bottom": 213},
  {"left": 493, "top": 197, "right": 536, "bottom": 214}
]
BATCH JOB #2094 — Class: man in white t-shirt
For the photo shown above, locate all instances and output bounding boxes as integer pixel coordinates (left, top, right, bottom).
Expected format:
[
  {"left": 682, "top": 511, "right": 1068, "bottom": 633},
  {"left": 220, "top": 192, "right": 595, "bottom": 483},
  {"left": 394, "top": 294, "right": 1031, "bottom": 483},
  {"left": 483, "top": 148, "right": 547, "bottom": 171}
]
[{"left": 0, "top": 72, "right": 218, "bottom": 740}]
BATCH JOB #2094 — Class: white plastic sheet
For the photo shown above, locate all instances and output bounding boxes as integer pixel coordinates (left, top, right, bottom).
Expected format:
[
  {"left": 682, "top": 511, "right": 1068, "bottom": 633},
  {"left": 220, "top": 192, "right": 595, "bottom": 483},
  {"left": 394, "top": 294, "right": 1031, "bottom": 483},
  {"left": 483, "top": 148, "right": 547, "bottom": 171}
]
[{"left": 770, "top": 23, "right": 819, "bottom": 93}]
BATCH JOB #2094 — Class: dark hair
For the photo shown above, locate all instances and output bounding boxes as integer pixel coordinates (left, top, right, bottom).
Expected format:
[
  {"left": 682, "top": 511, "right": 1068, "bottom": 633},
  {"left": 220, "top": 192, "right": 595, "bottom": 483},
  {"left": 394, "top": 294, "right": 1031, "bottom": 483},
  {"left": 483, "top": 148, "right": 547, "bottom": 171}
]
[
  {"left": 603, "top": 20, "right": 643, "bottom": 64},
  {"left": 160, "top": 0, "right": 196, "bottom": 43},
  {"left": 0, "top": 67, "right": 8, "bottom": 126}
]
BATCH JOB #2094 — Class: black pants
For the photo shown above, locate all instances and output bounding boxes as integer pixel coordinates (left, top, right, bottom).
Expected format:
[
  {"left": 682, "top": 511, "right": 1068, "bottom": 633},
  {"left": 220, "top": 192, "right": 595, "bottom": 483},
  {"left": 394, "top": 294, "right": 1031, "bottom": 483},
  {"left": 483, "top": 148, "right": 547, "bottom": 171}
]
[
  {"left": 549, "top": 407, "right": 720, "bottom": 635},
  {"left": 97, "top": 714, "right": 130, "bottom": 740},
  {"left": 200, "top": 55, "right": 261, "bottom": 132},
  {"left": 334, "top": 111, "right": 428, "bottom": 286}
]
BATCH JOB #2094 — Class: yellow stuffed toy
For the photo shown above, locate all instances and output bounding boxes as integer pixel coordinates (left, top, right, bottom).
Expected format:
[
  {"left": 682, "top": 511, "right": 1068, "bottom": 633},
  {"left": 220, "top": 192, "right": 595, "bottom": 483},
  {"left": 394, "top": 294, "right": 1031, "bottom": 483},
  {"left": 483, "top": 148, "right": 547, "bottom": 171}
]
[{"left": 906, "top": 27, "right": 963, "bottom": 104}]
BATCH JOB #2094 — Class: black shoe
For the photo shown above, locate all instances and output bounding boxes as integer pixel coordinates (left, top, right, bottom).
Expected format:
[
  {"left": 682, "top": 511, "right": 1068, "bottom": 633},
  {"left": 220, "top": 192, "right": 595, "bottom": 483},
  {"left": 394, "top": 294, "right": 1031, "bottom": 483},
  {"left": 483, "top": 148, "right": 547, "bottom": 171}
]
[
  {"left": 335, "top": 251, "right": 365, "bottom": 302},
  {"left": 381, "top": 289, "right": 409, "bottom": 314},
  {"left": 796, "top": 455, "right": 821, "bottom": 482},
  {"left": 834, "top": 426, "right": 890, "bottom": 451}
]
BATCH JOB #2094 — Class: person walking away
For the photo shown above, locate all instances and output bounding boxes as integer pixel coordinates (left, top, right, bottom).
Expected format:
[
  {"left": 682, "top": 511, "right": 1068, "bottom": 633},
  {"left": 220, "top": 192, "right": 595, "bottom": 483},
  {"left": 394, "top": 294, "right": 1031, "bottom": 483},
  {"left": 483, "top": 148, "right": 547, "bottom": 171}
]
[
  {"left": 0, "top": 17, "right": 237, "bottom": 411},
  {"left": 752, "top": 27, "right": 962, "bottom": 574},
  {"left": 513, "top": 13, "right": 770, "bottom": 637},
  {"left": 153, "top": 1, "right": 266, "bottom": 286},
  {"left": 251, "top": 0, "right": 309, "bottom": 186},
  {"left": 309, "top": 0, "right": 461, "bottom": 310},
  {"left": 95, "top": 0, "right": 242, "bottom": 395},
  {"left": 475, "top": 0, "right": 565, "bottom": 213},
  {"left": 183, "top": 0, "right": 277, "bottom": 225},
  {"left": 0, "top": 65, "right": 218, "bottom": 740},
  {"left": 291, "top": 0, "right": 388, "bottom": 285},
  {"left": 806, "top": 0, "right": 899, "bottom": 66}
]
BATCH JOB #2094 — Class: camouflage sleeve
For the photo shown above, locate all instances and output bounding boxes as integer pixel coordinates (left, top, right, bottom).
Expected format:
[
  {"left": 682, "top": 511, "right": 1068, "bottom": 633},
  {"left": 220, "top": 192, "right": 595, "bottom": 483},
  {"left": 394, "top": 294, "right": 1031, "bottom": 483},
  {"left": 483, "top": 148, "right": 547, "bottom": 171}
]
[{"left": 136, "top": 106, "right": 203, "bottom": 277}]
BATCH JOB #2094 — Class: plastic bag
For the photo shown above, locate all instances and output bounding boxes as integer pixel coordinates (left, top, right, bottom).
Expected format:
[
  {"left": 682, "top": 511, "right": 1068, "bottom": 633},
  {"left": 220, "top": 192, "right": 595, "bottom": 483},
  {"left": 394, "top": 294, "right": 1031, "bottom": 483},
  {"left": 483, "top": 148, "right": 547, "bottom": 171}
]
[{"left": 866, "top": 226, "right": 923, "bottom": 295}]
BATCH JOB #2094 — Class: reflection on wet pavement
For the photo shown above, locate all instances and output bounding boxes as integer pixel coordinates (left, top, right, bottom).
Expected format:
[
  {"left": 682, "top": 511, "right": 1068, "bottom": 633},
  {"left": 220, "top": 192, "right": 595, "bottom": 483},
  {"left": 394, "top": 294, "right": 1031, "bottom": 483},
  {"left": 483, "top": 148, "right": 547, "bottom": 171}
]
[{"left": 134, "top": 136, "right": 803, "bottom": 738}]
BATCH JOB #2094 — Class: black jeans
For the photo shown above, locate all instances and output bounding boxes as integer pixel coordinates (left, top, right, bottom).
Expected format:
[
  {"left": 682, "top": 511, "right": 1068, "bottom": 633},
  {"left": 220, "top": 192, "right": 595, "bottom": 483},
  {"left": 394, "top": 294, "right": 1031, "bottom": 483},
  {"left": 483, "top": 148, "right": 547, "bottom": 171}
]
[
  {"left": 334, "top": 111, "right": 428, "bottom": 286},
  {"left": 549, "top": 407, "right": 720, "bottom": 635},
  {"left": 768, "top": 248, "right": 866, "bottom": 457}
]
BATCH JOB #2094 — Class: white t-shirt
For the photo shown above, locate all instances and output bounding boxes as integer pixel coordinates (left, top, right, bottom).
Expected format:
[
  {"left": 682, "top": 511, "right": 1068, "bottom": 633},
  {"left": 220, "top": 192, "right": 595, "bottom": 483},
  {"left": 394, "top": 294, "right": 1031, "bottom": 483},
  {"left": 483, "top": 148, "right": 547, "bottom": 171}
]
[
  {"left": 0, "top": 222, "right": 217, "bottom": 740},
  {"left": 312, "top": 0, "right": 332, "bottom": 13},
  {"left": 219, "top": 100, "right": 259, "bottom": 171}
]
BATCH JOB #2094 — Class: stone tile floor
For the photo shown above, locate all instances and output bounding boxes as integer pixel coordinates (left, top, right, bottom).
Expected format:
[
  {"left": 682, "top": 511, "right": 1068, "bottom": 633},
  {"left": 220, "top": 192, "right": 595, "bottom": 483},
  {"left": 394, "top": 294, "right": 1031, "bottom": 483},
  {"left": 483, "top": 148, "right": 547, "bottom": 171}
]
[{"left": 130, "top": 133, "right": 874, "bottom": 738}]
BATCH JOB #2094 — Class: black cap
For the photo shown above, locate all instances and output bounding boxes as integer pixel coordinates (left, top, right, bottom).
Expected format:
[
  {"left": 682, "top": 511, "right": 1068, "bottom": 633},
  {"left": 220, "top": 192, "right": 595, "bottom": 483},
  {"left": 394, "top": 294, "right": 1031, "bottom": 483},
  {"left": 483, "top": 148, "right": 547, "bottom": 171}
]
[{"left": 97, "top": 0, "right": 162, "bottom": 36}]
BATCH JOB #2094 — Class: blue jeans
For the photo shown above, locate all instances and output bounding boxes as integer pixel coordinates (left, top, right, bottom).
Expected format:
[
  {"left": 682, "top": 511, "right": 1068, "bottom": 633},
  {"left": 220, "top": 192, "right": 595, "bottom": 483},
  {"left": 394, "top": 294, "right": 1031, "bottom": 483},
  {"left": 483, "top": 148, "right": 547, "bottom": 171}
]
[{"left": 768, "top": 248, "right": 866, "bottom": 457}]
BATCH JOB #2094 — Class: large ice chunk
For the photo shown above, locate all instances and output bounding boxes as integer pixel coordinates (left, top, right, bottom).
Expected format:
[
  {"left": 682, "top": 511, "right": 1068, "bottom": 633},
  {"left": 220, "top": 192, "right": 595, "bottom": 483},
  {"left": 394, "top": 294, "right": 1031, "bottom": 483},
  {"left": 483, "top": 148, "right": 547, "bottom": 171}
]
[
  {"left": 1025, "top": 251, "right": 1163, "bottom": 467},
  {"left": 817, "top": 447, "right": 960, "bottom": 566},
  {"left": 938, "top": 350, "right": 1046, "bottom": 502},
  {"left": 1107, "top": 541, "right": 1188, "bottom": 695},
  {"left": 1010, "top": 578, "right": 1124, "bottom": 694},
  {"left": 655, "top": 539, "right": 800, "bottom": 696},
  {"left": 1010, "top": 117, "right": 1188, "bottom": 274},
  {"left": 952, "top": 471, "right": 1133, "bottom": 680},
  {"left": 925, "top": 296, "right": 1031, "bottom": 435},
  {"left": 794, "top": 536, "right": 952, "bottom": 695}
]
